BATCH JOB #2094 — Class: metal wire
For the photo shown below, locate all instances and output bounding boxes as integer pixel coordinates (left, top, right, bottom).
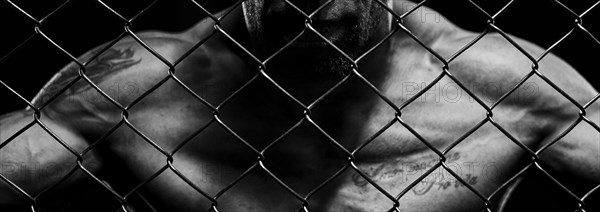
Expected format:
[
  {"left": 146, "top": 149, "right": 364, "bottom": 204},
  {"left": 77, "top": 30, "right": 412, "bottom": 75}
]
[{"left": 0, "top": 0, "right": 599, "bottom": 211}]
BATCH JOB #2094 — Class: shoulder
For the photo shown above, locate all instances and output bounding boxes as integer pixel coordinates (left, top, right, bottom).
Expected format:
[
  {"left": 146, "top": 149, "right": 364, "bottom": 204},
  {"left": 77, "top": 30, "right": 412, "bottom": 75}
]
[
  {"left": 30, "top": 29, "right": 241, "bottom": 108},
  {"left": 391, "top": 2, "right": 596, "bottom": 101},
  {"left": 440, "top": 31, "right": 595, "bottom": 107},
  {"left": 428, "top": 27, "right": 597, "bottom": 139}
]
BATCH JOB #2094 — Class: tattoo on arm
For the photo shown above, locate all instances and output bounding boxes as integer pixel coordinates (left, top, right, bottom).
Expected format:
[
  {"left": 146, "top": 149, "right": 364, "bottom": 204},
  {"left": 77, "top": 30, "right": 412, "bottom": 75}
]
[{"left": 34, "top": 46, "right": 142, "bottom": 106}]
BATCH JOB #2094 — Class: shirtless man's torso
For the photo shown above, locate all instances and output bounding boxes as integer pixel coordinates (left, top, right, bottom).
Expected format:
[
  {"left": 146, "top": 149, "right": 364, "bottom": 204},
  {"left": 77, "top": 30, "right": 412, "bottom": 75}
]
[{"left": 1, "top": 1, "right": 599, "bottom": 211}]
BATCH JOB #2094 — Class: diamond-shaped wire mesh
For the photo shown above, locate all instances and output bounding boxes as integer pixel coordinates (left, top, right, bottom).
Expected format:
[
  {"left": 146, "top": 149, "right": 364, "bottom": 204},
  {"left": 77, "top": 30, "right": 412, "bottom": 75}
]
[{"left": 0, "top": 0, "right": 599, "bottom": 211}]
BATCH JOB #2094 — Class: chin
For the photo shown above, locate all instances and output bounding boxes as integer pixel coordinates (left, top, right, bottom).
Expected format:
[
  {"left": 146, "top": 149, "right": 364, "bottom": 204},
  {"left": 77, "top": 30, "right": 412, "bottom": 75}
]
[
  {"left": 267, "top": 49, "right": 351, "bottom": 82},
  {"left": 255, "top": 21, "right": 372, "bottom": 79}
]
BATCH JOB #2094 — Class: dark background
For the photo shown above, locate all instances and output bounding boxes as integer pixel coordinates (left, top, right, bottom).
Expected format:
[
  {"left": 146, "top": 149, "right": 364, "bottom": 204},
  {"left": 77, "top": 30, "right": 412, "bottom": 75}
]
[{"left": 0, "top": 0, "right": 599, "bottom": 211}]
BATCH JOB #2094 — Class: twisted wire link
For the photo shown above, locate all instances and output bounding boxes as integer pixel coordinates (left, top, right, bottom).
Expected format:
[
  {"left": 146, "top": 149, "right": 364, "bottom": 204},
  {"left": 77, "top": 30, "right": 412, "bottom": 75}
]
[{"left": 0, "top": 0, "right": 599, "bottom": 211}]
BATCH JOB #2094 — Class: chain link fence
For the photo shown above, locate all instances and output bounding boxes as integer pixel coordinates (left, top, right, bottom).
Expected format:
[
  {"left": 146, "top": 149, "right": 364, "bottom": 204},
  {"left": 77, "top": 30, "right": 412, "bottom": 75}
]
[{"left": 0, "top": 0, "right": 599, "bottom": 211}]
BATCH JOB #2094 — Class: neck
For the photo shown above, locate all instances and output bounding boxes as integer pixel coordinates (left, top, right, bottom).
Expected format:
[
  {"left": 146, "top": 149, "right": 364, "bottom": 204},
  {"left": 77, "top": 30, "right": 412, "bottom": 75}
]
[{"left": 187, "top": 4, "right": 396, "bottom": 104}]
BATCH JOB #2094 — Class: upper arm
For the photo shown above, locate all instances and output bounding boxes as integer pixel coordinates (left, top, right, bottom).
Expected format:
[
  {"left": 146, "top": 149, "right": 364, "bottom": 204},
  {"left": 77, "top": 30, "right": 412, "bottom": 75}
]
[
  {"left": 0, "top": 29, "right": 223, "bottom": 206},
  {"left": 0, "top": 110, "right": 102, "bottom": 205},
  {"left": 0, "top": 34, "right": 189, "bottom": 204},
  {"left": 440, "top": 30, "right": 600, "bottom": 182},
  {"left": 534, "top": 58, "right": 600, "bottom": 183},
  {"left": 540, "top": 104, "right": 600, "bottom": 183},
  {"left": 502, "top": 36, "right": 600, "bottom": 183}
]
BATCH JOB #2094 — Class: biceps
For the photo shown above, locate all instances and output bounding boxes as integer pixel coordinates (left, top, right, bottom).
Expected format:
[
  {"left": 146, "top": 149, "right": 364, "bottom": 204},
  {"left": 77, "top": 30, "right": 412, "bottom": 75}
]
[
  {"left": 0, "top": 111, "right": 102, "bottom": 203},
  {"left": 539, "top": 107, "right": 600, "bottom": 183}
]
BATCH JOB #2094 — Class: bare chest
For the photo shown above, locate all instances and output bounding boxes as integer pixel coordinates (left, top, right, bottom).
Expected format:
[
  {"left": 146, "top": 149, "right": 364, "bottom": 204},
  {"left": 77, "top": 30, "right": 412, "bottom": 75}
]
[
  {"left": 103, "top": 84, "right": 534, "bottom": 211},
  {"left": 103, "top": 54, "right": 538, "bottom": 211}
]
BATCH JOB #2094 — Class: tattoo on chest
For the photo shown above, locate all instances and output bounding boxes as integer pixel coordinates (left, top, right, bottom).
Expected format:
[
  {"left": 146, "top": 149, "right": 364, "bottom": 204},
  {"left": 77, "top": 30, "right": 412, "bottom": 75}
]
[
  {"left": 410, "top": 173, "right": 478, "bottom": 196},
  {"left": 351, "top": 152, "right": 484, "bottom": 195}
]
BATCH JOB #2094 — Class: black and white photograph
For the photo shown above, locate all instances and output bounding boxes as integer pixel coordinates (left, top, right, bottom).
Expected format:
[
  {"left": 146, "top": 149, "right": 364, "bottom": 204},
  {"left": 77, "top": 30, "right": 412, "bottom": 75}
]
[{"left": 1, "top": 0, "right": 599, "bottom": 211}]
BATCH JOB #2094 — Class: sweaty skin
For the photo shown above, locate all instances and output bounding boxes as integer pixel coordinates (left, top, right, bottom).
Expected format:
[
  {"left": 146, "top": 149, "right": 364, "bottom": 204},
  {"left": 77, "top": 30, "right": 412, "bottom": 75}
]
[{"left": 1, "top": 1, "right": 599, "bottom": 211}]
